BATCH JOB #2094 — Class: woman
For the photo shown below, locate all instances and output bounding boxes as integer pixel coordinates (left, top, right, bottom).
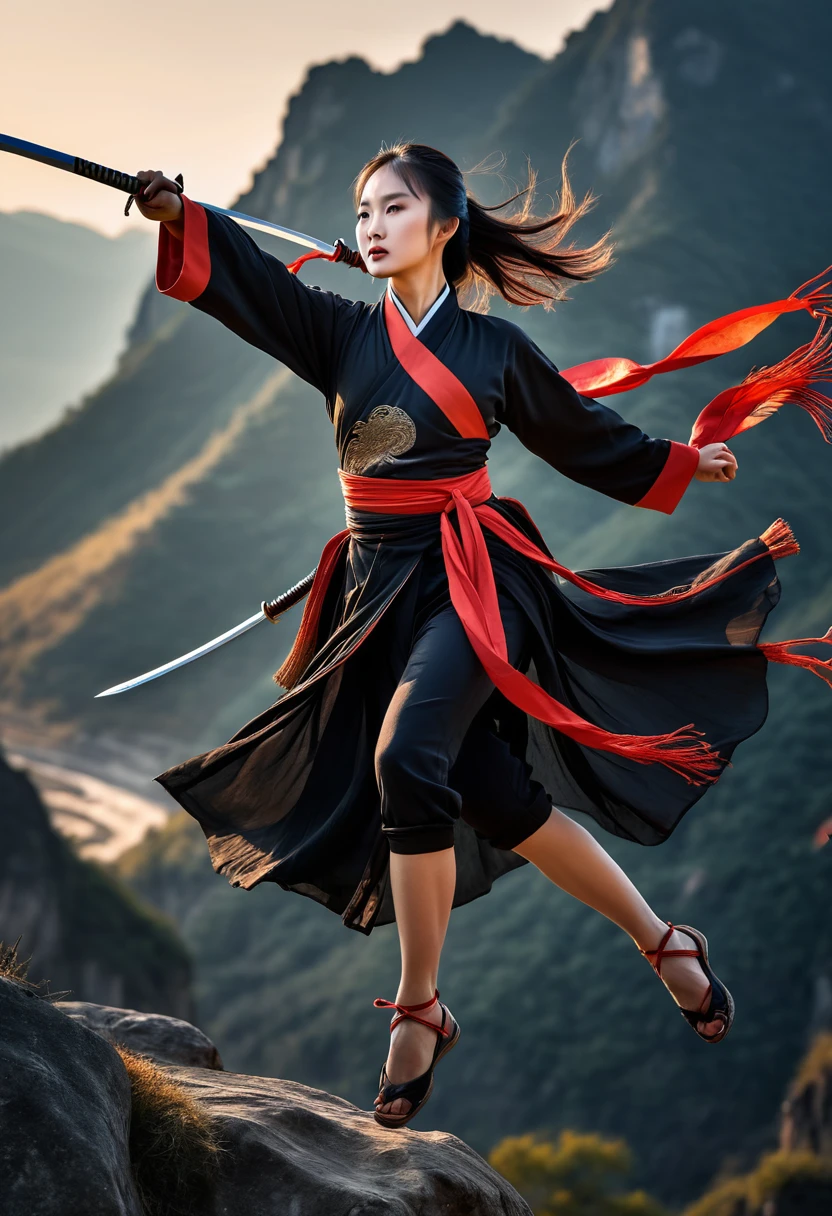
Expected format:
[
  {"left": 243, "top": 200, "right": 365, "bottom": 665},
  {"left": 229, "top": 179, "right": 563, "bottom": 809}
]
[{"left": 134, "top": 143, "right": 832, "bottom": 1128}]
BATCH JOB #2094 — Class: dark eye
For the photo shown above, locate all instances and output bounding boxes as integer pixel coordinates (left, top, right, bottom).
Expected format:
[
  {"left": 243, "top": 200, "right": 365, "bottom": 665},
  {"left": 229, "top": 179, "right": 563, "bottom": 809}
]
[
  {"left": 387, "top": 204, "right": 401, "bottom": 213},
  {"left": 357, "top": 210, "right": 368, "bottom": 220}
]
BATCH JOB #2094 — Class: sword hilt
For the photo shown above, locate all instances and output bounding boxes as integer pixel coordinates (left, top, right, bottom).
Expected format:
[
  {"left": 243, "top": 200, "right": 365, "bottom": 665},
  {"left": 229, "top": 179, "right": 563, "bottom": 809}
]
[
  {"left": 262, "top": 569, "right": 317, "bottom": 621},
  {"left": 73, "top": 156, "right": 143, "bottom": 194},
  {"left": 123, "top": 172, "right": 185, "bottom": 217}
]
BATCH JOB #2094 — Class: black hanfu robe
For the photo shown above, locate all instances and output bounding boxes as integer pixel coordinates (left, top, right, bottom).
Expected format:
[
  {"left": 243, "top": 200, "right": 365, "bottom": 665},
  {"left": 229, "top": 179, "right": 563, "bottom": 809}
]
[{"left": 152, "top": 195, "right": 785, "bottom": 934}]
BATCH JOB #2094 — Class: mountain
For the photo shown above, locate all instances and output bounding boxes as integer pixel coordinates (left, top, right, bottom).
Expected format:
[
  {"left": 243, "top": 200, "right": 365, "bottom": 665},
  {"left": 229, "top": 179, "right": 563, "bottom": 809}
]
[
  {"left": 4, "top": 4, "right": 832, "bottom": 1205},
  {"left": 0, "top": 746, "right": 193, "bottom": 1017},
  {"left": 682, "top": 1033, "right": 832, "bottom": 1214},
  {"left": 0, "top": 210, "right": 154, "bottom": 451}
]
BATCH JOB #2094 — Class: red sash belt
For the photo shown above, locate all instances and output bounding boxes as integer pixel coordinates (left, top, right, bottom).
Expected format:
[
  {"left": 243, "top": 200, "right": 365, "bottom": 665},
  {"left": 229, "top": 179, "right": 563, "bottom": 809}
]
[{"left": 279, "top": 467, "right": 804, "bottom": 785}]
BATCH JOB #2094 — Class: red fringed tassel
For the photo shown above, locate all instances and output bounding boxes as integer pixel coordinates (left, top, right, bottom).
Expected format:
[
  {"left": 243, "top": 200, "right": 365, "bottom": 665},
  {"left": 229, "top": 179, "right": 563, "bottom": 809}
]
[
  {"left": 273, "top": 530, "right": 350, "bottom": 688},
  {"left": 759, "top": 518, "right": 800, "bottom": 561},
  {"left": 759, "top": 627, "right": 832, "bottom": 689},
  {"left": 791, "top": 262, "right": 832, "bottom": 318},
  {"left": 561, "top": 264, "right": 832, "bottom": 398},
  {"left": 597, "top": 726, "right": 724, "bottom": 785},
  {"left": 690, "top": 317, "right": 832, "bottom": 447}
]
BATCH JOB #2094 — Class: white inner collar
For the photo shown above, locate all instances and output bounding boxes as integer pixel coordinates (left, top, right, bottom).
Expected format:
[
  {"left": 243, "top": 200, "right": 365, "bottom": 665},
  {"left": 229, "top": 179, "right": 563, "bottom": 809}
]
[{"left": 387, "top": 281, "right": 450, "bottom": 337}]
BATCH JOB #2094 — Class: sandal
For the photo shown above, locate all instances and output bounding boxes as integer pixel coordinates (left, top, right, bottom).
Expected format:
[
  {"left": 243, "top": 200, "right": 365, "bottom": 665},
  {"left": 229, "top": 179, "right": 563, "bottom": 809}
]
[
  {"left": 639, "top": 921, "right": 734, "bottom": 1044},
  {"left": 372, "top": 988, "right": 461, "bottom": 1128}
]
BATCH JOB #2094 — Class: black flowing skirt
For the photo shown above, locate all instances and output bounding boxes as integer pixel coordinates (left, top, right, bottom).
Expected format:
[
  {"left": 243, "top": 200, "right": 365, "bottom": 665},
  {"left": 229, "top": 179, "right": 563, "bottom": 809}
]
[{"left": 154, "top": 496, "right": 780, "bottom": 934}]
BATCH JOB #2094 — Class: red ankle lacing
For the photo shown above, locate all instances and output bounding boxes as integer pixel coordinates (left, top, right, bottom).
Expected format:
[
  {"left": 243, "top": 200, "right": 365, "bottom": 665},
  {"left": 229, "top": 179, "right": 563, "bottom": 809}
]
[
  {"left": 373, "top": 987, "right": 451, "bottom": 1036},
  {"left": 640, "top": 921, "right": 701, "bottom": 978}
]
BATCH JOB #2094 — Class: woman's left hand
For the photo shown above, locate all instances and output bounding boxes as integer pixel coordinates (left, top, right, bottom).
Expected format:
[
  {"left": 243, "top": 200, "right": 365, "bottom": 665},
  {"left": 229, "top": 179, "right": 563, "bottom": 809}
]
[{"left": 695, "top": 442, "right": 738, "bottom": 482}]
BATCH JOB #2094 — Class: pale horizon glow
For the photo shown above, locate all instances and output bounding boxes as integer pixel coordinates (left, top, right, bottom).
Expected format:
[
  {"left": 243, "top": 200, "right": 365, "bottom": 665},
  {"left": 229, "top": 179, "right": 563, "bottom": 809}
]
[{"left": 3, "top": 1, "right": 609, "bottom": 237}]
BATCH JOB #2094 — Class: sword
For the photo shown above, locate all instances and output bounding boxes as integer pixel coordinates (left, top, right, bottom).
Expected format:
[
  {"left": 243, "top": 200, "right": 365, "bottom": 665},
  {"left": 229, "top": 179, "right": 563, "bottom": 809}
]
[
  {"left": 94, "top": 570, "right": 318, "bottom": 697},
  {"left": 0, "top": 132, "right": 361, "bottom": 698},
  {"left": 0, "top": 131, "right": 346, "bottom": 256}
]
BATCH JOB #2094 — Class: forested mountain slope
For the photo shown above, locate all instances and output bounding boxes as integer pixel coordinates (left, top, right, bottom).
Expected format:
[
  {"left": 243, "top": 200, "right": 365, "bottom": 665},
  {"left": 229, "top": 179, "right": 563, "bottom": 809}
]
[
  {"left": 0, "top": 211, "right": 153, "bottom": 451},
  {"left": 0, "top": 746, "right": 193, "bottom": 1017}
]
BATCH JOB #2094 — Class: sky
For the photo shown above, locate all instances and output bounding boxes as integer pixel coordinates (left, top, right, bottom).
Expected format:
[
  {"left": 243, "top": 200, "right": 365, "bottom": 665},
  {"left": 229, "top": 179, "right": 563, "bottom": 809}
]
[{"left": 2, "top": 1, "right": 609, "bottom": 237}]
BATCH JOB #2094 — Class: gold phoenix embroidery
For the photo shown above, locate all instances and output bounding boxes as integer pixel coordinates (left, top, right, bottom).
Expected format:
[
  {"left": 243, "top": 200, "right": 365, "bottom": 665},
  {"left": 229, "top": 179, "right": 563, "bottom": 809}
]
[{"left": 342, "top": 404, "right": 417, "bottom": 475}]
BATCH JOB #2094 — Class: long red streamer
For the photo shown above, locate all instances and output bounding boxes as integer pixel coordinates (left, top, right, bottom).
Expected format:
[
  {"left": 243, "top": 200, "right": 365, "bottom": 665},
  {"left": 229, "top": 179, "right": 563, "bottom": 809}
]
[{"left": 560, "top": 265, "right": 832, "bottom": 398}]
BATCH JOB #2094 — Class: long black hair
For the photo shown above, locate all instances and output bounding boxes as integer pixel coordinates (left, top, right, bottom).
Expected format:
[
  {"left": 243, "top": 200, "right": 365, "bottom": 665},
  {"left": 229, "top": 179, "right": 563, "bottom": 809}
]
[{"left": 353, "top": 141, "right": 615, "bottom": 310}]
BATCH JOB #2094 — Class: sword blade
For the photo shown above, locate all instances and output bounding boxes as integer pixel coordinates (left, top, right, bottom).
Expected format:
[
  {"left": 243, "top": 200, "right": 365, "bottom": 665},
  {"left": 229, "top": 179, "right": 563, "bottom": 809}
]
[
  {"left": 0, "top": 132, "right": 337, "bottom": 255},
  {"left": 0, "top": 132, "right": 74, "bottom": 172},
  {"left": 94, "top": 609, "right": 267, "bottom": 697},
  {"left": 94, "top": 569, "right": 318, "bottom": 698},
  {"left": 195, "top": 203, "right": 336, "bottom": 254}
]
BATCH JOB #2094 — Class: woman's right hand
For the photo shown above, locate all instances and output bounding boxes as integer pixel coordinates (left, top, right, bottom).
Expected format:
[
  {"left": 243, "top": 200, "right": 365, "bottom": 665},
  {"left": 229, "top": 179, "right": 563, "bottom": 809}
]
[
  {"left": 132, "top": 170, "right": 184, "bottom": 223},
  {"left": 694, "top": 441, "right": 738, "bottom": 482}
]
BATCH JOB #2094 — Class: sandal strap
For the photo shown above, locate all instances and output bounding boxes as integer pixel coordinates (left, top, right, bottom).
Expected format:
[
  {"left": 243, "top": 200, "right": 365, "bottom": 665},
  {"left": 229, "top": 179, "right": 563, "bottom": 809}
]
[
  {"left": 373, "top": 988, "right": 451, "bottom": 1037},
  {"left": 377, "top": 1062, "right": 433, "bottom": 1106},
  {"left": 639, "top": 921, "right": 733, "bottom": 1044},
  {"left": 639, "top": 921, "right": 701, "bottom": 978}
]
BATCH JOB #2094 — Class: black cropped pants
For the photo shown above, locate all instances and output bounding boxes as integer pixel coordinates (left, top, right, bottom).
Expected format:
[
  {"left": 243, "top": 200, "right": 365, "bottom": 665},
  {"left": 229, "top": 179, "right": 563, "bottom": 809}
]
[{"left": 375, "top": 594, "right": 553, "bottom": 855}]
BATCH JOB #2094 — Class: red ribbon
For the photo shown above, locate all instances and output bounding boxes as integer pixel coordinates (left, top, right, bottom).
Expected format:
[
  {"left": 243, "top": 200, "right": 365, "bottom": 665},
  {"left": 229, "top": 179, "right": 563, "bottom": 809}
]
[
  {"left": 560, "top": 265, "right": 832, "bottom": 399},
  {"left": 558, "top": 269, "right": 832, "bottom": 449}
]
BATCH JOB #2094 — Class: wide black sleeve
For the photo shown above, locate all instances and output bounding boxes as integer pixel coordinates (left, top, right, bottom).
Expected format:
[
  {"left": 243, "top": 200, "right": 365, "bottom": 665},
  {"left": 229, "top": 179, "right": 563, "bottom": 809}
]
[
  {"left": 498, "top": 326, "right": 700, "bottom": 514},
  {"left": 155, "top": 194, "right": 365, "bottom": 399}
]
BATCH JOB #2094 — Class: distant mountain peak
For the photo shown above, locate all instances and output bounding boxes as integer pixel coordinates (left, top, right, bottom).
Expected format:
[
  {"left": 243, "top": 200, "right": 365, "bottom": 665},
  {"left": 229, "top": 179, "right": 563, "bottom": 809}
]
[{"left": 419, "top": 17, "right": 540, "bottom": 60}]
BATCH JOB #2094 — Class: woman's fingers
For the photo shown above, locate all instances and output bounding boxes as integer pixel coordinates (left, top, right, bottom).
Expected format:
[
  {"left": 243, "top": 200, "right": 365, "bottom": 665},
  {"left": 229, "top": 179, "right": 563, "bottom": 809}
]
[
  {"left": 141, "top": 169, "right": 173, "bottom": 201},
  {"left": 135, "top": 168, "right": 159, "bottom": 191},
  {"left": 696, "top": 451, "right": 738, "bottom": 481},
  {"left": 714, "top": 444, "right": 737, "bottom": 468},
  {"left": 700, "top": 443, "right": 738, "bottom": 481},
  {"left": 708, "top": 463, "right": 736, "bottom": 482},
  {"left": 131, "top": 170, "right": 184, "bottom": 222}
]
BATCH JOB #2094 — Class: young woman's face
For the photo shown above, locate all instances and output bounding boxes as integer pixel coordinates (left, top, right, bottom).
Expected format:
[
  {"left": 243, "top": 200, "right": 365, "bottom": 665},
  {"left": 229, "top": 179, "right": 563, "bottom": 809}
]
[{"left": 355, "top": 162, "right": 457, "bottom": 277}]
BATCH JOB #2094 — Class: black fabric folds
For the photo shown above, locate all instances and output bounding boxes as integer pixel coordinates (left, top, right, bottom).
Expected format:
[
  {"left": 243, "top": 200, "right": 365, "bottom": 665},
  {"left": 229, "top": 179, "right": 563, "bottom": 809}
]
[{"left": 155, "top": 498, "right": 779, "bottom": 934}]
